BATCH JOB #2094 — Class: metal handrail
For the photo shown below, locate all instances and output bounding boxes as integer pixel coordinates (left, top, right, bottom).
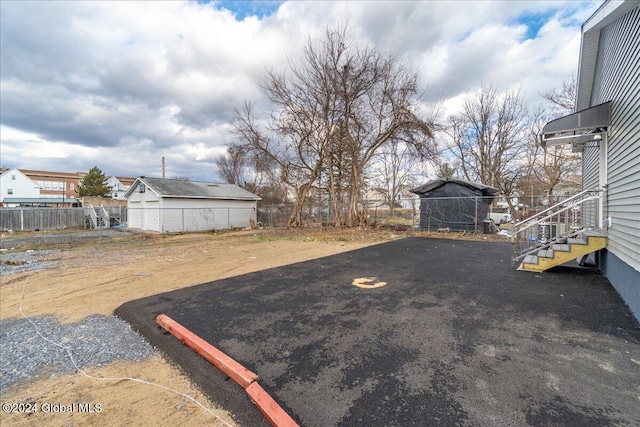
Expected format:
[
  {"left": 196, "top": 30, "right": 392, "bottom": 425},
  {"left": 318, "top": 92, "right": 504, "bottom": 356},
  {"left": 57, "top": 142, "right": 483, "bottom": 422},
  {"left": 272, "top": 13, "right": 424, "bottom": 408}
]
[
  {"left": 513, "top": 189, "right": 601, "bottom": 233},
  {"left": 511, "top": 189, "right": 603, "bottom": 265}
]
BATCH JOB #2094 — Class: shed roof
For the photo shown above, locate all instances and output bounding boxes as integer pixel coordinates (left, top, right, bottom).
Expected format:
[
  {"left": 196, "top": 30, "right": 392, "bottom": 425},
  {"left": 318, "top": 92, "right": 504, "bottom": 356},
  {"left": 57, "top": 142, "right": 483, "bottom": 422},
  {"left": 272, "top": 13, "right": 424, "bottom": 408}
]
[
  {"left": 411, "top": 178, "right": 498, "bottom": 196},
  {"left": 127, "top": 177, "right": 261, "bottom": 201}
]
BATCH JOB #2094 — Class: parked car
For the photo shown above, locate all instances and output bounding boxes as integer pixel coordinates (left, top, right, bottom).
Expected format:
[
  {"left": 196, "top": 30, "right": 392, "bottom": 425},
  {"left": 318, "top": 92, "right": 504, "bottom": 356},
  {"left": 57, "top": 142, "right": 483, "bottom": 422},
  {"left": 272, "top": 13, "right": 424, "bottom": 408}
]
[{"left": 488, "top": 207, "right": 512, "bottom": 225}]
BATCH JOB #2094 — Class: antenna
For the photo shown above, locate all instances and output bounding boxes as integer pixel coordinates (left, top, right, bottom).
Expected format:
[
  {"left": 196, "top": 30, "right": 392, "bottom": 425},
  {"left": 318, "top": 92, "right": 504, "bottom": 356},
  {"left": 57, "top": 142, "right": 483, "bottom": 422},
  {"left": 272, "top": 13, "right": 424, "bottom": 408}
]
[{"left": 162, "top": 157, "right": 165, "bottom": 178}]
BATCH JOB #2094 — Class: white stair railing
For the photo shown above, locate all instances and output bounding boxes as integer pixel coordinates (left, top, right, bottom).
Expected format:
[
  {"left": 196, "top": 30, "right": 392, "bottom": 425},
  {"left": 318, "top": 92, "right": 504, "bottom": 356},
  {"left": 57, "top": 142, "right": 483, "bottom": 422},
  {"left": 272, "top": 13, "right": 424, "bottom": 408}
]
[
  {"left": 100, "top": 205, "right": 109, "bottom": 228},
  {"left": 85, "top": 204, "right": 110, "bottom": 229},
  {"left": 511, "top": 189, "right": 603, "bottom": 265},
  {"left": 86, "top": 204, "right": 98, "bottom": 229}
]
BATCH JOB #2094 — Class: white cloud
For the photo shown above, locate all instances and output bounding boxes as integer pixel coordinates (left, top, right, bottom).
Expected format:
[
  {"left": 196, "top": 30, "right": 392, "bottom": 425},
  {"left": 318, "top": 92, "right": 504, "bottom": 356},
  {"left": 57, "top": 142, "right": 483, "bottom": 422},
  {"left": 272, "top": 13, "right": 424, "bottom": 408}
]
[{"left": 0, "top": 0, "right": 601, "bottom": 181}]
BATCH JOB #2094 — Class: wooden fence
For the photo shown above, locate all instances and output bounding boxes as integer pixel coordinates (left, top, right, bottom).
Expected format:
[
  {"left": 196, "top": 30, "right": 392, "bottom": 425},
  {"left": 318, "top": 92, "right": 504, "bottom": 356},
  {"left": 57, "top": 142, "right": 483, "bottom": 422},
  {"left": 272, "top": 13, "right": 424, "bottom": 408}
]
[{"left": 0, "top": 207, "right": 125, "bottom": 231}]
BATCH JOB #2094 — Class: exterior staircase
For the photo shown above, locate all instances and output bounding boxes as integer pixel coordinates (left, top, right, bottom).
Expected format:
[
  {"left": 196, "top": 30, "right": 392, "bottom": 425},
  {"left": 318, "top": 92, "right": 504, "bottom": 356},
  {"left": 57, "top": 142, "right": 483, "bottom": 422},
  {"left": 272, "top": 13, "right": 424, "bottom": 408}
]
[
  {"left": 518, "top": 230, "right": 607, "bottom": 272},
  {"left": 512, "top": 189, "right": 607, "bottom": 272},
  {"left": 85, "top": 204, "right": 110, "bottom": 229}
]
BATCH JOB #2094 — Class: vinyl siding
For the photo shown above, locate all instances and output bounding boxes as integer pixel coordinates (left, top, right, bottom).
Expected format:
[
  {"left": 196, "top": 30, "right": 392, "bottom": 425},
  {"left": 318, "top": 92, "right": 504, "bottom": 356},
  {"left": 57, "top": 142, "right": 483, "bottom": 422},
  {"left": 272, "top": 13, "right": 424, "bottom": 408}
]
[
  {"left": 581, "top": 142, "right": 600, "bottom": 227},
  {"left": 161, "top": 198, "right": 257, "bottom": 233},
  {"left": 584, "top": 5, "right": 640, "bottom": 272}
]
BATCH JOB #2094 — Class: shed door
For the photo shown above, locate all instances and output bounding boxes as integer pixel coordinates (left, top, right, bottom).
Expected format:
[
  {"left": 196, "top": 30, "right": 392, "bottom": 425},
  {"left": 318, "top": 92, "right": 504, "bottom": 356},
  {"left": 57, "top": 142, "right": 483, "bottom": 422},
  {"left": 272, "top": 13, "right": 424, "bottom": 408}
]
[
  {"left": 128, "top": 201, "right": 141, "bottom": 229},
  {"left": 144, "top": 201, "right": 160, "bottom": 231}
]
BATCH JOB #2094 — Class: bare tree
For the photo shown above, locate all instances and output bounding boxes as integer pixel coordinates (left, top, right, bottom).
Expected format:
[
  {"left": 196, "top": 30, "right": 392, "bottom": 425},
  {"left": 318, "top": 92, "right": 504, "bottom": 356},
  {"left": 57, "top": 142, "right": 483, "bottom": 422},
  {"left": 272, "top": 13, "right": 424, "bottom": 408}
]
[
  {"left": 528, "top": 77, "right": 581, "bottom": 198},
  {"left": 436, "top": 162, "right": 457, "bottom": 178},
  {"left": 233, "top": 25, "right": 435, "bottom": 227},
  {"left": 375, "top": 139, "right": 422, "bottom": 215},
  {"left": 447, "top": 85, "right": 529, "bottom": 214},
  {"left": 216, "top": 142, "right": 287, "bottom": 204},
  {"left": 216, "top": 144, "right": 250, "bottom": 186},
  {"left": 541, "top": 76, "right": 576, "bottom": 115},
  {"left": 339, "top": 57, "right": 434, "bottom": 226}
]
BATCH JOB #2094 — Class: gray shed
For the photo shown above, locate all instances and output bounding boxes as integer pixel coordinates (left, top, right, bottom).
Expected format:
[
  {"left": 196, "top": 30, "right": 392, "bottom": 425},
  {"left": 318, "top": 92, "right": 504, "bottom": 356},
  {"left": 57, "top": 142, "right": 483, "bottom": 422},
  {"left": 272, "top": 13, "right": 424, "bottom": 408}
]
[{"left": 411, "top": 178, "right": 498, "bottom": 232}]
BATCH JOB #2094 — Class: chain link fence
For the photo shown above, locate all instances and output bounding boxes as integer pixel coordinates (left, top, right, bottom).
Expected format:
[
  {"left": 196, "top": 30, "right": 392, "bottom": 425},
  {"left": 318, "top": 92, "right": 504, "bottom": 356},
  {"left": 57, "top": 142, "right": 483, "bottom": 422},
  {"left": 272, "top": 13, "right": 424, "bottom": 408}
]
[
  {"left": 1, "top": 195, "right": 577, "bottom": 248},
  {"left": 127, "top": 207, "right": 257, "bottom": 233}
]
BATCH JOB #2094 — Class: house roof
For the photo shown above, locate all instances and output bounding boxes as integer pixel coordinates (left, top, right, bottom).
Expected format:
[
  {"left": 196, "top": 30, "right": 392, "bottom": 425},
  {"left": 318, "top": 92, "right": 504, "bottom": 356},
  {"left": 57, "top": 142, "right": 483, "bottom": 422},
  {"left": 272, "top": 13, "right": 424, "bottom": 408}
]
[
  {"left": 2, "top": 197, "right": 79, "bottom": 204},
  {"left": 116, "top": 176, "right": 136, "bottom": 186},
  {"left": 411, "top": 178, "right": 498, "bottom": 196},
  {"left": 17, "top": 169, "right": 84, "bottom": 179},
  {"left": 126, "top": 177, "right": 261, "bottom": 201},
  {"left": 576, "top": 0, "right": 638, "bottom": 111},
  {"left": 540, "top": 0, "right": 637, "bottom": 148}
]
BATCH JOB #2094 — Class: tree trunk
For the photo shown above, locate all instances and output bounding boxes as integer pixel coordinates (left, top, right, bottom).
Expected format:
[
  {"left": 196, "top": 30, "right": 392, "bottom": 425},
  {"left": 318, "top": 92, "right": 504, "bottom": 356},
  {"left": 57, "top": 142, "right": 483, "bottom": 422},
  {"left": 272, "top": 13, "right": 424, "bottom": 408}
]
[
  {"left": 347, "top": 163, "right": 361, "bottom": 227},
  {"left": 288, "top": 186, "right": 308, "bottom": 227},
  {"left": 328, "top": 157, "right": 342, "bottom": 228}
]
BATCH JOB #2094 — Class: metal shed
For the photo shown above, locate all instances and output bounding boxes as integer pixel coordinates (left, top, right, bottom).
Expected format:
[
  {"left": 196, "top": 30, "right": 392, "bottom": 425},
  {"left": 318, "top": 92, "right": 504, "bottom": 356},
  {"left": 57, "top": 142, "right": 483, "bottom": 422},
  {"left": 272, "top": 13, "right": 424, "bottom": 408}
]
[
  {"left": 125, "top": 177, "right": 261, "bottom": 233},
  {"left": 411, "top": 178, "right": 498, "bottom": 232}
]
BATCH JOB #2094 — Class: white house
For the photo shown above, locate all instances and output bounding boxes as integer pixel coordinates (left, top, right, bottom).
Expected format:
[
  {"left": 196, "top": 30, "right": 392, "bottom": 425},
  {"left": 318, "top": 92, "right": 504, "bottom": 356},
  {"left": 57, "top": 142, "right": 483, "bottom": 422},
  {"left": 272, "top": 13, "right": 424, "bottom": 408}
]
[
  {"left": 540, "top": 0, "right": 639, "bottom": 320},
  {"left": 125, "top": 177, "right": 261, "bottom": 233},
  {"left": 0, "top": 168, "right": 41, "bottom": 206},
  {"left": 106, "top": 176, "right": 135, "bottom": 200}
]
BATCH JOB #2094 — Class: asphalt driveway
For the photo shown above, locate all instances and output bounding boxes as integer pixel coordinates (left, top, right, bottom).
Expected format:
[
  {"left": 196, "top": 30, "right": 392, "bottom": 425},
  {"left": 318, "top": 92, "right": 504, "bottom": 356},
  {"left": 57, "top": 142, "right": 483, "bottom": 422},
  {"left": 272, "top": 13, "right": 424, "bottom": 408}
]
[{"left": 116, "top": 237, "right": 640, "bottom": 426}]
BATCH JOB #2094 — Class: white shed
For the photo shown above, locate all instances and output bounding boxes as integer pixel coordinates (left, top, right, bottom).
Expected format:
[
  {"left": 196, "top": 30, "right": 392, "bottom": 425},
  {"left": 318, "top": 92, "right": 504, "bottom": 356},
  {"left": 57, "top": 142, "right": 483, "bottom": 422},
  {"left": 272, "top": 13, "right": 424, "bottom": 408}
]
[{"left": 125, "top": 177, "right": 261, "bottom": 233}]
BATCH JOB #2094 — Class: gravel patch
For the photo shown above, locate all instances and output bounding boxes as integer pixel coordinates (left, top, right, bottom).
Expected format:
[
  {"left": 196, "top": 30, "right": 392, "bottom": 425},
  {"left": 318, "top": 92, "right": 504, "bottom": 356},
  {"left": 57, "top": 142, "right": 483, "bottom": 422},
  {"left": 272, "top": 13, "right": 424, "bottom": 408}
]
[
  {"left": 0, "top": 314, "right": 157, "bottom": 393},
  {"left": 0, "top": 250, "right": 59, "bottom": 275}
]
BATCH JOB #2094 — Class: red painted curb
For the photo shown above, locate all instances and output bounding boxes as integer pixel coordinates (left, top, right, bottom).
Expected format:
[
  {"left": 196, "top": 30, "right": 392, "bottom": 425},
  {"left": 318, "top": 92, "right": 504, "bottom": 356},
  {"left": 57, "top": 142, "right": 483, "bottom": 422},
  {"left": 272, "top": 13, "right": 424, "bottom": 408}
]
[
  {"left": 156, "top": 314, "right": 258, "bottom": 388},
  {"left": 246, "top": 382, "right": 299, "bottom": 427},
  {"left": 156, "top": 314, "right": 300, "bottom": 427}
]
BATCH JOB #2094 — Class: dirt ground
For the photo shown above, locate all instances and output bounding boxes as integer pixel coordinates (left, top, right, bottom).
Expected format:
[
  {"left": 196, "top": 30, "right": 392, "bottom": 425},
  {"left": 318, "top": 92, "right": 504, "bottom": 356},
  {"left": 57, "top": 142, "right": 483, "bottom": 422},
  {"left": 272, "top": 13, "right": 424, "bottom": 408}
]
[{"left": 0, "top": 227, "right": 508, "bottom": 426}]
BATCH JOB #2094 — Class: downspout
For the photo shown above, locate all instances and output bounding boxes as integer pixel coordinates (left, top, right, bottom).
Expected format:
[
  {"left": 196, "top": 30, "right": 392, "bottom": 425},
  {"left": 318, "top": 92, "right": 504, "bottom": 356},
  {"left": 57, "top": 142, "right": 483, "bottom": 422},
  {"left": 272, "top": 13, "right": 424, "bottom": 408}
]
[{"left": 598, "top": 132, "right": 608, "bottom": 234}]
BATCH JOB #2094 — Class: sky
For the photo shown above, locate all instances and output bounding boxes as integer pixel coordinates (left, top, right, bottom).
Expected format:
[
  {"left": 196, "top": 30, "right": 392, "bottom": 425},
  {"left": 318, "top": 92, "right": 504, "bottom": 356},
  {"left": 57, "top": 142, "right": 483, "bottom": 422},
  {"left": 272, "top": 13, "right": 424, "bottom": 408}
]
[{"left": 0, "top": 0, "right": 602, "bottom": 182}]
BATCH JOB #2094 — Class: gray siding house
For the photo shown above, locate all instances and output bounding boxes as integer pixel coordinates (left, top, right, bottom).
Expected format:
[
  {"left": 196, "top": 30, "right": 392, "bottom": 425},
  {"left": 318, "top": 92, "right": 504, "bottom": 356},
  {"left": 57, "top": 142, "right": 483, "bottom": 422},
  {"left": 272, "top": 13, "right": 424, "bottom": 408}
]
[{"left": 540, "top": 1, "right": 639, "bottom": 320}]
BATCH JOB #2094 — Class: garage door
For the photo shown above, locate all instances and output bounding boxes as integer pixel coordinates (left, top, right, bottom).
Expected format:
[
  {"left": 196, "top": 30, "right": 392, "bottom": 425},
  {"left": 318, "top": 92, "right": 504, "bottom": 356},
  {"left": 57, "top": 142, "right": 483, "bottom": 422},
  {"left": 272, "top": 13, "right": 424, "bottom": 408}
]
[
  {"left": 128, "top": 201, "right": 141, "bottom": 229},
  {"left": 144, "top": 201, "right": 160, "bottom": 231}
]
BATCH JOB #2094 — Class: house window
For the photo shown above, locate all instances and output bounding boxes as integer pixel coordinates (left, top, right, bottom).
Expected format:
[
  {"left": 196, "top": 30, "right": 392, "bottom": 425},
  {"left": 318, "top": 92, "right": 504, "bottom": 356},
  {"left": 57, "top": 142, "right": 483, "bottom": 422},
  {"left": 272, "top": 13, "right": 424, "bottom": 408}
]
[
  {"left": 11, "top": 175, "right": 16, "bottom": 180},
  {"left": 139, "top": 184, "right": 146, "bottom": 193},
  {"left": 70, "top": 183, "right": 74, "bottom": 190},
  {"left": 7, "top": 189, "right": 13, "bottom": 195}
]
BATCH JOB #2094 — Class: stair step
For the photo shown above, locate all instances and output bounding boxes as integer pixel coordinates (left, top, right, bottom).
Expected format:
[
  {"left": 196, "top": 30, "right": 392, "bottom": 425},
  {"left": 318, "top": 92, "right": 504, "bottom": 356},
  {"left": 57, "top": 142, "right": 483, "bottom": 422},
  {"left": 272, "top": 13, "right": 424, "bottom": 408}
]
[
  {"left": 552, "top": 244, "right": 570, "bottom": 252},
  {"left": 567, "top": 237, "right": 588, "bottom": 245},
  {"left": 537, "top": 249, "right": 554, "bottom": 258},
  {"left": 524, "top": 255, "right": 538, "bottom": 264},
  {"left": 582, "top": 230, "right": 604, "bottom": 237}
]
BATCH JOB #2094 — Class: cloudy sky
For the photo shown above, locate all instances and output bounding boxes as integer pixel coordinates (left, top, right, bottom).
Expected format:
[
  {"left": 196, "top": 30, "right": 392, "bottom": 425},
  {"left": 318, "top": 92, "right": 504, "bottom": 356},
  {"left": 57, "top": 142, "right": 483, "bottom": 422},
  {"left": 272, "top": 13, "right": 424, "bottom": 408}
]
[{"left": 0, "top": 0, "right": 601, "bottom": 181}]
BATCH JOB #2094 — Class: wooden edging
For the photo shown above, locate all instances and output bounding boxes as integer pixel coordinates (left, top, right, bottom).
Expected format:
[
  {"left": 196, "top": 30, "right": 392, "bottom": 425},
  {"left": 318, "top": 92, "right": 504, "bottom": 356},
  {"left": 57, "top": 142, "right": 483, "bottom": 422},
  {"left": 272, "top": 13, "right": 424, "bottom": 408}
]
[
  {"left": 156, "top": 314, "right": 299, "bottom": 427},
  {"left": 156, "top": 314, "right": 258, "bottom": 388},
  {"left": 246, "top": 382, "right": 299, "bottom": 427}
]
